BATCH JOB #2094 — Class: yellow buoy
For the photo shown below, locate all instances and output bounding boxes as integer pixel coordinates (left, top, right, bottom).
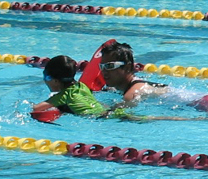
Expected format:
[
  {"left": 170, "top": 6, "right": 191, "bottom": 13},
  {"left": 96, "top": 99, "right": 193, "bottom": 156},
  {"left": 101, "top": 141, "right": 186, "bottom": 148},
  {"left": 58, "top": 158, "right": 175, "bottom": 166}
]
[
  {"left": 192, "top": 11, "right": 204, "bottom": 20},
  {"left": 3, "top": 136, "right": 20, "bottom": 150},
  {"left": 185, "top": 67, "right": 199, "bottom": 78},
  {"left": 137, "top": 8, "right": 148, "bottom": 17},
  {"left": 101, "top": 6, "right": 115, "bottom": 15},
  {"left": 170, "top": 66, "right": 185, "bottom": 77},
  {"left": 49, "top": 141, "right": 68, "bottom": 155},
  {"left": 157, "top": 64, "right": 171, "bottom": 75},
  {"left": 0, "top": 1, "right": 10, "bottom": 9},
  {"left": 35, "top": 139, "right": 51, "bottom": 154},
  {"left": 159, "top": 9, "right": 170, "bottom": 18},
  {"left": 198, "top": 68, "right": 208, "bottom": 78},
  {"left": 13, "top": 55, "right": 27, "bottom": 64},
  {"left": 18, "top": 138, "right": 36, "bottom": 152},
  {"left": 182, "top": 11, "right": 193, "bottom": 20},
  {"left": 144, "top": 63, "right": 158, "bottom": 73},
  {"left": 125, "top": 7, "right": 137, "bottom": 16},
  {"left": 0, "top": 136, "right": 4, "bottom": 146},
  {"left": 0, "top": 54, "right": 14, "bottom": 63},
  {"left": 170, "top": 10, "right": 182, "bottom": 19},
  {"left": 115, "top": 7, "right": 126, "bottom": 16},
  {"left": 147, "top": 9, "right": 159, "bottom": 18}
]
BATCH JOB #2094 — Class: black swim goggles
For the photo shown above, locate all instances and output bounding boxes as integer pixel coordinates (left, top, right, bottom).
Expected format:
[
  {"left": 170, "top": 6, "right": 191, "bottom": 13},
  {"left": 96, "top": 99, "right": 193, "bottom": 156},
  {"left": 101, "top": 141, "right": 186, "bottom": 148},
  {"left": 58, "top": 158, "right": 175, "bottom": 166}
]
[{"left": 99, "top": 61, "right": 125, "bottom": 71}]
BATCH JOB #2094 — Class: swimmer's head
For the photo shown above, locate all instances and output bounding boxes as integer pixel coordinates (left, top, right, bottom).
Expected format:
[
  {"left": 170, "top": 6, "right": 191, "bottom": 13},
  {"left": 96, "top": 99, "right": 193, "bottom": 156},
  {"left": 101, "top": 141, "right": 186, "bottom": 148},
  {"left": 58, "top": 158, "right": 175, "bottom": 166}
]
[
  {"left": 101, "top": 41, "right": 134, "bottom": 72},
  {"left": 44, "top": 55, "right": 77, "bottom": 84}
]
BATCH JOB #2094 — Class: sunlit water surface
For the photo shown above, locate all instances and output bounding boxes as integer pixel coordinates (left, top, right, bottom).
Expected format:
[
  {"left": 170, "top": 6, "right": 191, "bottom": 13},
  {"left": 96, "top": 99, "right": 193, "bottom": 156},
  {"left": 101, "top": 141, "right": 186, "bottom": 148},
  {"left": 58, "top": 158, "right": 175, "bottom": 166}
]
[{"left": 1, "top": 0, "right": 208, "bottom": 178}]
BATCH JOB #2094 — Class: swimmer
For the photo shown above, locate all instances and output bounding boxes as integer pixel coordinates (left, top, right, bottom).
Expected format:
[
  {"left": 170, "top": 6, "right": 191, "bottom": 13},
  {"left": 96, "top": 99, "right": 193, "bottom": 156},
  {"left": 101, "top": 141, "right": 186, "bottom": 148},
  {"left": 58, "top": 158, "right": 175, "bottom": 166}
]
[
  {"left": 99, "top": 40, "right": 208, "bottom": 112},
  {"left": 100, "top": 40, "right": 168, "bottom": 107},
  {"left": 32, "top": 55, "right": 106, "bottom": 115}
]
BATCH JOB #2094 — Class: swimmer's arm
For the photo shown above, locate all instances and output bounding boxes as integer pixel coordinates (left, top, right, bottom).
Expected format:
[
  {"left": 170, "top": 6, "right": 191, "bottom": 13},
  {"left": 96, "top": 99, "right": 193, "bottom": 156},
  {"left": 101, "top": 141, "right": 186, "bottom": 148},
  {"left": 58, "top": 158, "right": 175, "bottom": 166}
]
[
  {"left": 147, "top": 116, "right": 208, "bottom": 121},
  {"left": 145, "top": 116, "right": 191, "bottom": 121},
  {"left": 33, "top": 101, "right": 54, "bottom": 111},
  {"left": 110, "top": 100, "right": 138, "bottom": 111},
  {"left": 124, "top": 88, "right": 142, "bottom": 101},
  {"left": 119, "top": 115, "right": 190, "bottom": 121},
  {"left": 124, "top": 83, "right": 156, "bottom": 101},
  {"left": 99, "top": 108, "right": 208, "bottom": 121},
  {"left": 122, "top": 115, "right": 208, "bottom": 121}
]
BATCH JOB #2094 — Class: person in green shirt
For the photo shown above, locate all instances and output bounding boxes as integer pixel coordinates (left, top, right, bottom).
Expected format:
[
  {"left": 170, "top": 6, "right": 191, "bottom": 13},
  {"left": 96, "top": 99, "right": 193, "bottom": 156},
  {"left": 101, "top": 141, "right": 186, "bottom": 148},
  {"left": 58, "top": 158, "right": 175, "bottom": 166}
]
[{"left": 32, "top": 55, "right": 106, "bottom": 116}]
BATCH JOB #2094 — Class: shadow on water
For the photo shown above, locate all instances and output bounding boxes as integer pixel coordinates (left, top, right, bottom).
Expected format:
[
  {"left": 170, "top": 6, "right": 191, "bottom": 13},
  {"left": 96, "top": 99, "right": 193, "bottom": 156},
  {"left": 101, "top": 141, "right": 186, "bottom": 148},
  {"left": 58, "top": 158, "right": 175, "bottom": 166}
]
[
  {"left": 2, "top": 17, "right": 208, "bottom": 42},
  {"left": 0, "top": 76, "right": 42, "bottom": 86},
  {"left": 134, "top": 51, "right": 194, "bottom": 64},
  {"left": 1, "top": 11, "right": 208, "bottom": 41}
]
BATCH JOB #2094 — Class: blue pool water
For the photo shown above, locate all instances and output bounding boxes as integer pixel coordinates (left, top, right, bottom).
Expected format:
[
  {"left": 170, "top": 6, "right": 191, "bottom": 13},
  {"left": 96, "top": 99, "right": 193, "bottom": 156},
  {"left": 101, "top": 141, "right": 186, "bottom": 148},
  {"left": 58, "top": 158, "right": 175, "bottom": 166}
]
[{"left": 1, "top": 0, "right": 208, "bottom": 178}]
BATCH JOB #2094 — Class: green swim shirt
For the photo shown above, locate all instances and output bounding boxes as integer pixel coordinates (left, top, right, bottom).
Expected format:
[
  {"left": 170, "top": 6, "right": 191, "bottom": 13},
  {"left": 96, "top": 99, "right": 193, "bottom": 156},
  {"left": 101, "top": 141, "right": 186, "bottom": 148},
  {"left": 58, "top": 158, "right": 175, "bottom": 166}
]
[{"left": 46, "top": 82, "right": 106, "bottom": 115}]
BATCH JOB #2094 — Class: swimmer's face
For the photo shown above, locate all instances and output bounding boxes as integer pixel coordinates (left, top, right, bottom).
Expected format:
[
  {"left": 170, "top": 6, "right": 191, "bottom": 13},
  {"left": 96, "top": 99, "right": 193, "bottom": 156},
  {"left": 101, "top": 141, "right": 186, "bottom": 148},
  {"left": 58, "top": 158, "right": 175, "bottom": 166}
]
[
  {"left": 44, "top": 79, "right": 63, "bottom": 92},
  {"left": 100, "top": 52, "right": 127, "bottom": 88}
]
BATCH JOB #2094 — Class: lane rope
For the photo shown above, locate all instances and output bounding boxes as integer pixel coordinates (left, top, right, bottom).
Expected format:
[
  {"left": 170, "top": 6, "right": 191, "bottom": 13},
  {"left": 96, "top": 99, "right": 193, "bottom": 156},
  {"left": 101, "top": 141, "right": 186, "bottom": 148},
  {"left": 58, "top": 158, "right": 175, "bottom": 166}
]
[
  {"left": 0, "top": 54, "right": 89, "bottom": 71},
  {"left": 0, "top": 135, "right": 208, "bottom": 170},
  {"left": 1, "top": 53, "right": 208, "bottom": 79},
  {"left": 142, "top": 63, "right": 208, "bottom": 79},
  {"left": 0, "top": 1, "right": 206, "bottom": 21}
]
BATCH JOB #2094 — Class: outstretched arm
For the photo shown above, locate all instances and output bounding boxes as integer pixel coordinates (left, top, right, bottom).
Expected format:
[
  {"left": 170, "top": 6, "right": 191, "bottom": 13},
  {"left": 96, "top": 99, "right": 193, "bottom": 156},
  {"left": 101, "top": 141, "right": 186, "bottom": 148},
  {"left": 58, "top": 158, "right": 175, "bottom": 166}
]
[
  {"left": 120, "top": 115, "right": 208, "bottom": 121},
  {"left": 142, "top": 116, "right": 192, "bottom": 121}
]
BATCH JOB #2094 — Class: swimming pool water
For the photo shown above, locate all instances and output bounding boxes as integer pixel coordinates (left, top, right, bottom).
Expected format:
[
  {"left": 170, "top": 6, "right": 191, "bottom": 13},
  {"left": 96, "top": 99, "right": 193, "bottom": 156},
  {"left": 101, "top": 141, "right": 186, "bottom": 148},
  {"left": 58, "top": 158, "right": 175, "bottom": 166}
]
[{"left": 1, "top": 0, "right": 208, "bottom": 178}]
